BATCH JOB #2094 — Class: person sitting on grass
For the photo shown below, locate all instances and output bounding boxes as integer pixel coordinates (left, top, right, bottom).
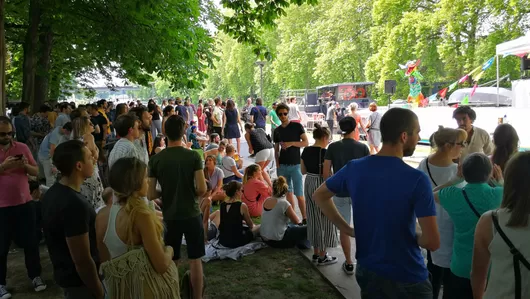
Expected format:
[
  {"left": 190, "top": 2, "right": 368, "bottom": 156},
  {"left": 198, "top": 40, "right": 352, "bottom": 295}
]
[
  {"left": 242, "top": 164, "right": 272, "bottom": 217},
  {"left": 204, "top": 155, "right": 226, "bottom": 202},
  {"left": 96, "top": 157, "right": 179, "bottom": 298},
  {"left": 204, "top": 140, "right": 226, "bottom": 165},
  {"left": 199, "top": 182, "right": 219, "bottom": 243},
  {"left": 189, "top": 126, "right": 208, "bottom": 150},
  {"left": 220, "top": 144, "right": 244, "bottom": 184},
  {"left": 212, "top": 181, "right": 260, "bottom": 248},
  {"left": 260, "top": 176, "right": 310, "bottom": 249}
]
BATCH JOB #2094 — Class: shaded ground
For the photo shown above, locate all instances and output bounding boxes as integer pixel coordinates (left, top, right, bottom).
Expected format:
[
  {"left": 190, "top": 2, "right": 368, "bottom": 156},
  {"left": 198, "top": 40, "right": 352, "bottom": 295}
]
[
  {"left": 6, "top": 245, "right": 341, "bottom": 299},
  {"left": 178, "top": 247, "right": 342, "bottom": 299}
]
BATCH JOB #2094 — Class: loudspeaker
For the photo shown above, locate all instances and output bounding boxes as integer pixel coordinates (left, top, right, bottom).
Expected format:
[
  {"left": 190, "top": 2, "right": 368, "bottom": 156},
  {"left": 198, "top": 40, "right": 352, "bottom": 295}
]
[
  {"left": 384, "top": 80, "right": 397, "bottom": 94},
  {"left": 521, "top": 57, "right": 530, "bottom": 71}
]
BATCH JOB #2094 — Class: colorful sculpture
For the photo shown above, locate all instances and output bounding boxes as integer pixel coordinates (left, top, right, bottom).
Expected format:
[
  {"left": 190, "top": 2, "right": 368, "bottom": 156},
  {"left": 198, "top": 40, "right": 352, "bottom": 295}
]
[{"left": 396, "top": 59, "right": 426, "bottom": 107}]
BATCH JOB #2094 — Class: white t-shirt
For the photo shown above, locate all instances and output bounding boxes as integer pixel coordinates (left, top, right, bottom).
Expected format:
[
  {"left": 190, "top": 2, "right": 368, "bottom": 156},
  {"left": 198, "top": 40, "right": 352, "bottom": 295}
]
[
  {"left": 417, "top": 158, "right": 464, "bottom": 268},
  {"left": 260, "top": 196, "right": 291, "bottom": 241},
  {"left": 287, "top": 103, "right": 300, "bottom": 121},
  {"left": 213, "top": 106, "right": 223, "bottom": 127}
]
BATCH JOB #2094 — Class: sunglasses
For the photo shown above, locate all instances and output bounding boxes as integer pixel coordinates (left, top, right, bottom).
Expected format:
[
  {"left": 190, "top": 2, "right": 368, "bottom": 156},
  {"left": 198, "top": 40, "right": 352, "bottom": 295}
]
[
  {"left": 0, "top": 132, "right": 13, "bottom": 137},
  {"left": 278, "top": 112, "right": 288, "bottom": 116},
  {"left": 454, "top": 141, "right": 467, "bottom": 147}
]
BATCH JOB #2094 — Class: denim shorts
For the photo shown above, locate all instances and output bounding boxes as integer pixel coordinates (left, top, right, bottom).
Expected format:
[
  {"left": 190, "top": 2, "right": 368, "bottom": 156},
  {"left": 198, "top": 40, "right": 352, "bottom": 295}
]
[
  {"left": 277, "top": 164, "right": 303, "bottom": 197},
  {"left": 333, "top": 196, "right": 352, "bottom": 224}
]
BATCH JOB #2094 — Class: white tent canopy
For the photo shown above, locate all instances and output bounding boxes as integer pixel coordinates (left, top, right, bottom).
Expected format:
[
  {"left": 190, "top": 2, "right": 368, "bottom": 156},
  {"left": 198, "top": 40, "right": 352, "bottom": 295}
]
[
  {"left": 495, "top": 33, "right": 530, "bottom": 106},
  {"left": 496, "top": 33, "right": 530, "bottom": 56}
]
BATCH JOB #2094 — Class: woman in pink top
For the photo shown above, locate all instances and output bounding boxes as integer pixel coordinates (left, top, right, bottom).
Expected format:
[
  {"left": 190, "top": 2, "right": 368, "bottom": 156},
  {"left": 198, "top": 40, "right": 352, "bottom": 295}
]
[{"left": 242, "top": 164, "right": 272, "bottom": 217}]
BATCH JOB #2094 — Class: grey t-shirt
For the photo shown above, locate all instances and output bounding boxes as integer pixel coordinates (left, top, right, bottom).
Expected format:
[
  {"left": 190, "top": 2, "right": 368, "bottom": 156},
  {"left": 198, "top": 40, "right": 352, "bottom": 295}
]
[
  {"left": 220, "top": 156, "right": 237, "bottom": 177},
  {"left": 324, "top": 138, "right": 370, "bottom": 197},
  {"left": 206, "top": 167, "right": 224, "bottom": 190},
  {"left": 205, "top": 143, "right": 219, "bottom": 151},
  {"left": 326, "top": 106, "right": 335, "bottom": 121},
  {"left": 368, "top": 111, "right": 382, "bottom": 130},
  {"left": 260, "top": 197, "right": 291, "bottom": 241}
]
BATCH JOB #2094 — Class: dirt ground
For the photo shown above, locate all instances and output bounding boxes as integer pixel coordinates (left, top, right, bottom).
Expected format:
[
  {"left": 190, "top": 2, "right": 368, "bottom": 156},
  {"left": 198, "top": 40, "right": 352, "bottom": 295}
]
[{"left": 6, "top": 245, "right": 341, "bottom": 299}]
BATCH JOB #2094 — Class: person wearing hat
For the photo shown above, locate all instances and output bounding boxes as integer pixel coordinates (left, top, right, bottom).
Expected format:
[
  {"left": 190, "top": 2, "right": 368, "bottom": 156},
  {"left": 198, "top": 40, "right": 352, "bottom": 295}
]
[
  {"left": 269, "top": 102, "right": 281, "bottom": 140},
  {"left": 323, "top": 116, "right": 370, "bottom": 275}
]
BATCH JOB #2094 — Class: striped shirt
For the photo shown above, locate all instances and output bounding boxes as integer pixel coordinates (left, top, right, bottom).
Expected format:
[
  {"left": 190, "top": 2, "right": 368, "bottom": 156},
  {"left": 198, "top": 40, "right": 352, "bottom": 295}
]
[{"left": 108, "top": 138, "right": 148, "bottom": 169}]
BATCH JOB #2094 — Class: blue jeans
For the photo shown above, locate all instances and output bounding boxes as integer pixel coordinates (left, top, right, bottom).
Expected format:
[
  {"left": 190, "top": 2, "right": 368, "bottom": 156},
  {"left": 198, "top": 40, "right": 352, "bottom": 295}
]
[
  {"left": 277, "top": 164, "right": 303, "bottom": 197},
  {"left": 355, "top": 265, "right": 432, "bottom": 299}
]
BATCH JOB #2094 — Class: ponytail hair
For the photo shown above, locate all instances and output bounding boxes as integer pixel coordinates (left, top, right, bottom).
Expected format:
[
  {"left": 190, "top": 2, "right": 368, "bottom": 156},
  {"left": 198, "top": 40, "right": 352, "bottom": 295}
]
[
  {"left": 223, "top": 181, "right": 242, "bottom": 198},
  {"left": 272, "top": 176, "right": 288, "bottom": 198},
  {"left": 313, "top": 123, "right": 330, "bottom": 140},
  {"left": 109, "top": 157, "right": 164, "bottom": 245},
  {"left": 492, "top": 124, "right": 519, "bottom": 171},
  {"left": 243, "top": 164, "right": 261, "bottom": 184}
]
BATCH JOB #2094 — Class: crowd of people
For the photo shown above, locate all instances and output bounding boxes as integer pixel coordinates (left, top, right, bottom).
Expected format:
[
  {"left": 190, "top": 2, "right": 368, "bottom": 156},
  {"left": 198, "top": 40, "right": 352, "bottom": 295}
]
[{"left": 0, "top": 96, "right": 529, "bottom": 299}]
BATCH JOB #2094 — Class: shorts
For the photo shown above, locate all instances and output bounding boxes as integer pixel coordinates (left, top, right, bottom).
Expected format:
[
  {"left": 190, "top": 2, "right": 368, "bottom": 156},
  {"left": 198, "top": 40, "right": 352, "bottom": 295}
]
[
  {"left": 277, "top": 164, "right": 303, "bottom": 197},
  {"left": 164, "top": 215, "right": 205, "bottom": 260},
  {"left": 368, "top": 130, "right": 381, "bottom": 147},
  {"left": 255, "top": 148, "right": 274, "bottom": 163},
  {"left": 333, "top": 196, "right": 352, "bottom": 224}
]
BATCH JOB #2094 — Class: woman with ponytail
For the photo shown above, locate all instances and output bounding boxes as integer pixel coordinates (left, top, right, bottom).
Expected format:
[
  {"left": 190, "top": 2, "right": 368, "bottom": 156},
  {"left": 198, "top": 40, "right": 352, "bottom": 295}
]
[
  {"left": 491, "top": 124, "right": 519, "bottom": 172},
  {"left": 242, "top": 164, "right": 272, "bottom": 217},
  {"left": 301, "top": 123, "right": 338, "bottom": 266},
  {"left": 95, "top": 157, "right": 180, "bottom": 299},
  {"left": 260, "top": 177, "right": 310, "bottom": 249},
  {"left": 216, "top": 181, "right": 259, "bottom": 248}
]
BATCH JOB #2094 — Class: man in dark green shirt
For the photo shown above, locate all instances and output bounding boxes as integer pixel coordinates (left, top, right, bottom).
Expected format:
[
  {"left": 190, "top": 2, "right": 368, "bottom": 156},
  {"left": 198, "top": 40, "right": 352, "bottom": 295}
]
[{"left": 148, "top": 115, "right": 207, "bottom": 299}]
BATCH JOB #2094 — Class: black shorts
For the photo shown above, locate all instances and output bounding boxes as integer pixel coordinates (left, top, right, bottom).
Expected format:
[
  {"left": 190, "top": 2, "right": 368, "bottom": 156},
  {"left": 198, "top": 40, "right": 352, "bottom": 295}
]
[
  {"left": 212, "top": 126, "right": 223, "bottom": 139},
  {"left": 164, "top": 215, "right": 205, "bottom": 260}
]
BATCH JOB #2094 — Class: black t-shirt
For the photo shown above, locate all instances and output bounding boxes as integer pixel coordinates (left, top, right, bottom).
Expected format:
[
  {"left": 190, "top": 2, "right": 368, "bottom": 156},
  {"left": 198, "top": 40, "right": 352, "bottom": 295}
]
[
  {"left": 91, "top": 113, "right": 108, "bottom": 141},
  {"left": 41, "top": 183, "right": 99, "bottom": 288},
  {"left": 273, "top": 122, "right": 305, "bottom": 165},
  {"left": 301, "top": 146, "right": 327, "bottom": 175},
  {"left": 249, "top": 128, "right": 273, "bottom": 153}
]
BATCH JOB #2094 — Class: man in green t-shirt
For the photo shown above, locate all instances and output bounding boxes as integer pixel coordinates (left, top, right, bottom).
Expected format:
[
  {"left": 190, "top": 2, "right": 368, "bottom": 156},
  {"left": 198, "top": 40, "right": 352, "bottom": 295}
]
[
  {"left": 148, "top": 115, "right": 207, "bottom": 299},
  {"left": 269, "top": 102, "right": 281, "bottom": 139}
]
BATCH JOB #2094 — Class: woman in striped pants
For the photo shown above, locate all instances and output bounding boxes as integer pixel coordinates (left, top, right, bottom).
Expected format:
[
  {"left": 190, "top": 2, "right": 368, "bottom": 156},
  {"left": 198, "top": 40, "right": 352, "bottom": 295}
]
[{"left": 301, "top": 124, "right": 338, "bottom": 266}]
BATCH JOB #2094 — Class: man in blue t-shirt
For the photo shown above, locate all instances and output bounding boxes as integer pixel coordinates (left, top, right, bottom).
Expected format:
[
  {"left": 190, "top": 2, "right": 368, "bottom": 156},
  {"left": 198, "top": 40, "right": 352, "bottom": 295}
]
[{"left": 313, "top": 108, "right": 440, "bottom": 299}]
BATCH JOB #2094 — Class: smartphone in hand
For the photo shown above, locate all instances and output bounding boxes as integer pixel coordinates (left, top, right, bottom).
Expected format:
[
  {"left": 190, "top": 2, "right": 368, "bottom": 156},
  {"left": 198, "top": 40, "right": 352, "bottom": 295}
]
[{"left": 14, "top": 154, "right": 23, "bottom": 160}]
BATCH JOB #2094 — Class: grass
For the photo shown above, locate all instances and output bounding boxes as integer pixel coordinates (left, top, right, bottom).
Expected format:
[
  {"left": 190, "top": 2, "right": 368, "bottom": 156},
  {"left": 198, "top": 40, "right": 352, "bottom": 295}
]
[
  {"left": 6, "top": 245, "right": 341, "bottom": 299},
  {"left": 178, "top": 246, "right": 342, "bottom": 299}
]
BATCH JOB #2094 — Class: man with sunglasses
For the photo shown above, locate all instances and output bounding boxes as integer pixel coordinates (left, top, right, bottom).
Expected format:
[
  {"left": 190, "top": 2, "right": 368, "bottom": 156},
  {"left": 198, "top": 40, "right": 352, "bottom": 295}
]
[
  {"left": 0, "top": 116, "right": 46, "bottom": 298},
  {"left": 273, "top": 103, "right": 308, "bottom": 222}
]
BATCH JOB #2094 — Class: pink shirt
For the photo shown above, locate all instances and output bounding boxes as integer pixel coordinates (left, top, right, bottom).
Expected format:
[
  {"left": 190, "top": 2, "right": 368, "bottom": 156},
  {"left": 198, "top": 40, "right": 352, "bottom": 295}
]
[
  {"left": 0, "top": 142, "right": 36, "bottom": 208},
  {"left": 242, "top": 178, "right": 272, "bottom": 217}
]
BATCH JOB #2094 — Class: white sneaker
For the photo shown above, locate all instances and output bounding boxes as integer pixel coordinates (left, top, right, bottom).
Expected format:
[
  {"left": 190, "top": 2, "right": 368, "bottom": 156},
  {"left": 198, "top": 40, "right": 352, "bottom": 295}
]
[
  {"left": 0, "top": 285, "right": 11, "bottom": 299},
  {"left": 32, "top": 277, "right": 47, "bottom": 292}
]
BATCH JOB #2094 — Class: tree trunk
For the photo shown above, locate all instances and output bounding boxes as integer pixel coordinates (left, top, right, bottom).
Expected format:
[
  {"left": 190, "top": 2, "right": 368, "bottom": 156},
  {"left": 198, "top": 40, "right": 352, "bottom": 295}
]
[
  {"left": 21, "top": 0, "right": 41, "bottom": 107},
  {"left": 34, "top": 25, "right": 53, "bottom": 109},
  {"left": 0, "top": 0, "right": 6, "bottom": 115}
]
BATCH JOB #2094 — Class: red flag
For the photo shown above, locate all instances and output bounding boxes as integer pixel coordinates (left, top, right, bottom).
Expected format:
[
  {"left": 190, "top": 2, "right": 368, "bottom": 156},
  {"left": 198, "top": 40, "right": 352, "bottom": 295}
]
[{"left": 438, "top": 87, "right": 448, "bottom": 99}]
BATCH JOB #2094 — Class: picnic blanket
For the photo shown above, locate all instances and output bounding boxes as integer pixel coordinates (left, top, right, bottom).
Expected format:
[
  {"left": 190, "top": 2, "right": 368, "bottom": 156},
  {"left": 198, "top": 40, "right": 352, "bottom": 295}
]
[{"left": 201, "top": 239, "right": 267, "bottom": 263}]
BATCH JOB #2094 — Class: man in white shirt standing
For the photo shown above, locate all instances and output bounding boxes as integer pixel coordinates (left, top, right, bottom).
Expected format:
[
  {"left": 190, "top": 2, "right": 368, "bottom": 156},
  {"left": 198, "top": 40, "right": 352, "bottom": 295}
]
[
  {"left": 108, "top": 114, "right": 143, "bottom": 169},
  {"left": 287, "top": 97, "right": 301, "bottom": 123}
]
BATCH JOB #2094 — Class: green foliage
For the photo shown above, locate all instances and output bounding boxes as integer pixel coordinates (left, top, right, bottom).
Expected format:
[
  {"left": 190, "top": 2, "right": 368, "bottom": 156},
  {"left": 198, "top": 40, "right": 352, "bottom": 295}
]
[{"left": 207, "top": 0, "right": 529, "bottom": 104}]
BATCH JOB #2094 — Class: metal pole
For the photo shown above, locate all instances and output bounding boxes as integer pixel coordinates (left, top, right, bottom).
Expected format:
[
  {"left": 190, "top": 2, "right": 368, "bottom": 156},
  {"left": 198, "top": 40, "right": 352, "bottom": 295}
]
[{"left": 496, "top": 55, "right": 500, "bottom": 107}]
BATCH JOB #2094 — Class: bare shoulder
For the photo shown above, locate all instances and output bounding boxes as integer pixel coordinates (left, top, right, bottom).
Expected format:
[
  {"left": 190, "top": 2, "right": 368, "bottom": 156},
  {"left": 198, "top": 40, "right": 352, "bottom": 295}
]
[{"left": 95, "top": 206, "right": 111, "bottom": 230}]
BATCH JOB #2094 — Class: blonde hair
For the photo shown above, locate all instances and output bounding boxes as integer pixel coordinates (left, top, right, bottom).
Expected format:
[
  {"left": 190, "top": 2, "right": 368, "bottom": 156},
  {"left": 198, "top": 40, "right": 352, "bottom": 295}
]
[
  {"left": 272, "top": 176, "right": 288, "bottom": 197},
  {"left": 243, "top": 164, "right": 261, "bottom": 183},
  {"left": 72, "top": 116, "right": 91, "bottom": 139},
  {"left": 225, "top": 144, "right": 235, "bottom": 154},
  {"left": 109, "top": 157, "right": 164, "bottom": 245},
  {"left": 430, "top": 126, "right": 467, "bottom": 150}
]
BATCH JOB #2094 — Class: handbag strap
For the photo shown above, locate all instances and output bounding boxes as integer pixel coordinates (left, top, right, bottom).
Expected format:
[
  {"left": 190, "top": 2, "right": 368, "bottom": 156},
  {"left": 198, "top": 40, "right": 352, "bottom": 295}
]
[
  {"left": 491, "top": 210, "right": 530, "bottom": 299},
  {"left": 462, "top": 189, "right": 481, "bottom": 218},
  {"left": 425, "top": 158, "right": 438, "bottom": 187}
]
